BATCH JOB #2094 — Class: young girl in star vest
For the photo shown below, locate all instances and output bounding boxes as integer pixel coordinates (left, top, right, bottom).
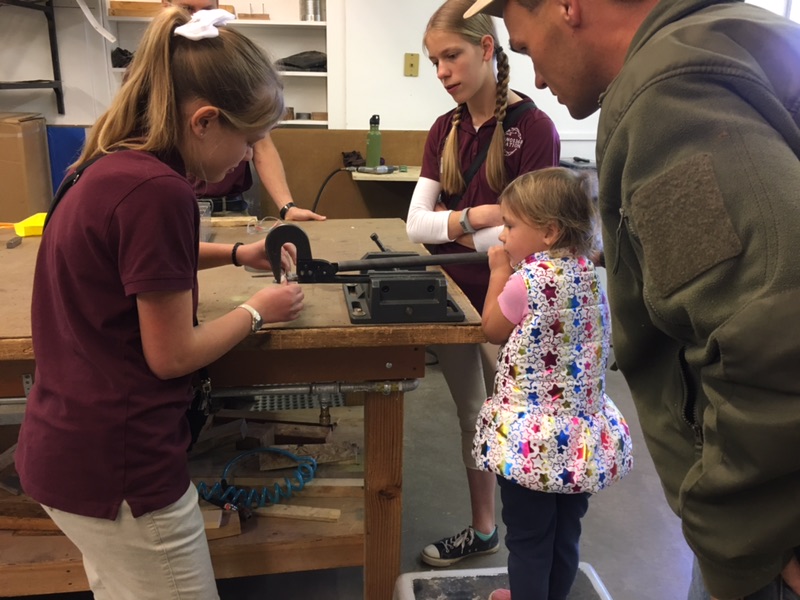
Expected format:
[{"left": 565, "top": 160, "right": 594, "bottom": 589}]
[{"left": 474, "top": 167, "right": 633, "bottom": 600}]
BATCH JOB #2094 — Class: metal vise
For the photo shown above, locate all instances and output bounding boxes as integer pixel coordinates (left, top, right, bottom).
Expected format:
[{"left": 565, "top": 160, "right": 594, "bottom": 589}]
[{"left": 265, "top": 224, "right": 488, "bottom": 324}]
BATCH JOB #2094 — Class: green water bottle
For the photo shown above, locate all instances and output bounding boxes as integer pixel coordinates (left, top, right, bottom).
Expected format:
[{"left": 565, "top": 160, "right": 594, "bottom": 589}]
[{"left": 366, "top": 114, "right": 382, "bottom": 168}]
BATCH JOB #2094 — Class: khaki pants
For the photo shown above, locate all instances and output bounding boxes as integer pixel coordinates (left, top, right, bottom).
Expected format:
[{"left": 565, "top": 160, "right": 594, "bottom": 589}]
[
  {"left": 43, "top": 483, "right": 219, "bottom": 600},
  {"left": 434, "top": 342, "right": 499, "bottom": 468}
]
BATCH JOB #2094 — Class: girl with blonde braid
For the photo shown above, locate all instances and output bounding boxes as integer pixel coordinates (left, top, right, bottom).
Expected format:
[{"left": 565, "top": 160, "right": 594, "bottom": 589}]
[{"left": 406, "top": 0, "right": 560, "bottom": 568}]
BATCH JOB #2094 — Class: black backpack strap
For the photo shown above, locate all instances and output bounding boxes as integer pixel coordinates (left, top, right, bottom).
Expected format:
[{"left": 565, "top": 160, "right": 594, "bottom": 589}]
[
  {"left": 446, "top": 100, "right": 537, "bottom": 210},
  {"left": 43, "top": 154, "right": 107, "bottom": 230}
]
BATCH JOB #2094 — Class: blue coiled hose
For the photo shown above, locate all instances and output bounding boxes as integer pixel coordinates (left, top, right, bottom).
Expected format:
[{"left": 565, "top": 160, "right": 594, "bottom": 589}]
[{"left": 196, "top": 447, "right": 317, "bottom": 509}]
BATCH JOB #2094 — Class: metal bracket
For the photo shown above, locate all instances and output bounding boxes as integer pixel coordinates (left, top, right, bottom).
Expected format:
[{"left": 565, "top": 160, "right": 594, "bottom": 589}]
[{"left": 22, "top": 374, "right": 34, "bottom": 397}]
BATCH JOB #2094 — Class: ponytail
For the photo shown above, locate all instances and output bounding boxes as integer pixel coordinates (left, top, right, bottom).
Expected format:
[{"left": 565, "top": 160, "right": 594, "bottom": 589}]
[{"left": 75, "top": 7, "right": 283, "bottom": 169}]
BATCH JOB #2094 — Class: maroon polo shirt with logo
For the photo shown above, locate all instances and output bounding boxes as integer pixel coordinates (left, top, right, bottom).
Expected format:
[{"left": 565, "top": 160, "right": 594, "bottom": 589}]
[
  {"left": 421, "top": 93, "right": 561, "bottom": 312},
  {"left": 16, "top": 150, "right": 200, "bottom": 520}
]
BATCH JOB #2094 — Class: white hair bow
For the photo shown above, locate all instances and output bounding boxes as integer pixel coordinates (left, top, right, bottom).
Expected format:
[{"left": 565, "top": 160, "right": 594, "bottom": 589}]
[{"left": 174, "top": 9, "right": 235, "bottom": 41}]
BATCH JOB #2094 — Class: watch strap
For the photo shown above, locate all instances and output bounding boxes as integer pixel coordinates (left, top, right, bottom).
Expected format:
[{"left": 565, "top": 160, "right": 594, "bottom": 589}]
[
  {"left": 279, "top": 202, "right": 296, "bottom": 220},
  {"left": 459, "top": 206, "right": 477, "bottom": 235},
  {"left": 236, "top": 303, "right": 263, "bottom": 333}
]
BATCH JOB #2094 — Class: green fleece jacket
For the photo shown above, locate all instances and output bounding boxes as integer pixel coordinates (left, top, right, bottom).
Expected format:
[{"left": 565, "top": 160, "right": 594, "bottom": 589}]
[{"left": 595, "top": 0, "right": 800, "bottom": 597}]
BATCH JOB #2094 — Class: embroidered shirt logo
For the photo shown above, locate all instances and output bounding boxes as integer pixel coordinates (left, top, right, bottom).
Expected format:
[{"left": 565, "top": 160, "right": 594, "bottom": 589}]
[{"left": 505, "top": 127, "right": 523, "bottom": 156}]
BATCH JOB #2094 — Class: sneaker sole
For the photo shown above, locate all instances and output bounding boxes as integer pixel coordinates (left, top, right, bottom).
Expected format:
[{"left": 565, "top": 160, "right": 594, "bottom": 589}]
[{"left": 419, "top": 543, "right": 500, "bottom": 568}]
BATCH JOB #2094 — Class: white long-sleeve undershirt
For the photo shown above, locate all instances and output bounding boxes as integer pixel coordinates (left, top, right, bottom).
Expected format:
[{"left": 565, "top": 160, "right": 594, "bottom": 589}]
[{"left": 406, "top": 176, "right": 502, "bottom": 251}]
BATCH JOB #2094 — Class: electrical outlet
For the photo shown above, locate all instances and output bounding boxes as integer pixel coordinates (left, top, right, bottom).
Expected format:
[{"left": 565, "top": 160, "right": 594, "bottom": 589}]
[{"left": 404, "top": 53, "right": 419, "bottom": 77}]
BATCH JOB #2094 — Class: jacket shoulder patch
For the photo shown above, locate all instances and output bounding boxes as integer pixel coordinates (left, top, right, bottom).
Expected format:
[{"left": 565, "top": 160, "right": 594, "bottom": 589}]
[{"left": 630, "top": 153, "right": 742, "bottom": 296}]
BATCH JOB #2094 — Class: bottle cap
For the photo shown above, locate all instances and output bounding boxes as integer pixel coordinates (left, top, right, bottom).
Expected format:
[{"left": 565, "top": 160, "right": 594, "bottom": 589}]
[{"left": 370, "top": 114, "right": 380, "bottom": 126}]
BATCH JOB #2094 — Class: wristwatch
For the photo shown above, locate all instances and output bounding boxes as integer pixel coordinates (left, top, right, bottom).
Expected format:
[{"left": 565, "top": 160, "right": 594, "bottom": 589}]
[
  {"left": 236, "top": 303, "right": 263, "bottom": 334},
  {"left": 459, "top": 206, "right": 477, "bottom": 235}
]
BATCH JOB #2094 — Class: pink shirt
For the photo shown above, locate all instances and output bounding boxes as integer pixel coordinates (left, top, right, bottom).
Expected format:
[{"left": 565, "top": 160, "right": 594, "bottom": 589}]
[{"left": 498, "top": 272, "right": 529, "bottom": 324}]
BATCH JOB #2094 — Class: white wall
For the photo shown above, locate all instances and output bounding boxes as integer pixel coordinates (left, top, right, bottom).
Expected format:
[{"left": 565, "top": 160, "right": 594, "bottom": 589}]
[
  {"left": 0, "top": 0, "right": 113, "bottom": 126},
  {"left": 0, "top": 0, "right": 597, "bottom": 157},
  {"left": 340, "top": 0, "right": 598, "bottom": 158},
  {"left": 2, "top": 0, "right": 796, "bottom": 158}
]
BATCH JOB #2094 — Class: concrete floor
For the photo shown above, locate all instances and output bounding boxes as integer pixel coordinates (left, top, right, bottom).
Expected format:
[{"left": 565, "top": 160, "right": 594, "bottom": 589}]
[{"left": 13, "top": 353, "right": 694, "bottom": 600}]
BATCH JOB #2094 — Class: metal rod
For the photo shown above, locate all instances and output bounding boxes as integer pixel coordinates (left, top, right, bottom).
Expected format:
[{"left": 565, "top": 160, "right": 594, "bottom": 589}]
[
  {"left": 334, "top": 252, "right": 488, "bottom": 273},
  {"left": 211, "top": 379, "right": 420, "bottom": 399}
]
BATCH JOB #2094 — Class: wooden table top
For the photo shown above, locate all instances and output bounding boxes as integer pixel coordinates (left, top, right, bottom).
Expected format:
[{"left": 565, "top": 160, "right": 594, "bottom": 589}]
[{"left": 0, "top": 218, "right": 484, "bottom": 361}]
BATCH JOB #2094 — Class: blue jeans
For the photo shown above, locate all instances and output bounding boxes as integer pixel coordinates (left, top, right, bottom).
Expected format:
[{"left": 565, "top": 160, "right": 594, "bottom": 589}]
[
  {"left": 689, "top": 557, "right": 800, "bottom": 600},
  {"left": 497, "top": 476, "right": 590, "bottom": 600}
]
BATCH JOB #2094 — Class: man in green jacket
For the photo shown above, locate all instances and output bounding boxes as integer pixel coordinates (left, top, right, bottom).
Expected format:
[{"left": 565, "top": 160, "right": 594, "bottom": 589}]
[{"left": 465, "top": 0, "right": 800, "bottom": 599}]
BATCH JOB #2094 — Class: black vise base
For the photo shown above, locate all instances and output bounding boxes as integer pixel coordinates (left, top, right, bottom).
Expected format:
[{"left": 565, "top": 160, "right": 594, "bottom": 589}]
[{"left": 342, "top": 271, "right": 466, "bottom": 324}]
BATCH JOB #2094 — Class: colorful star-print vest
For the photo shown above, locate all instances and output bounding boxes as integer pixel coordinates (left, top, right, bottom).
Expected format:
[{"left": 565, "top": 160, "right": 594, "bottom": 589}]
[{"left": 473, "top": 253, "right": 633, "bottom": 494}]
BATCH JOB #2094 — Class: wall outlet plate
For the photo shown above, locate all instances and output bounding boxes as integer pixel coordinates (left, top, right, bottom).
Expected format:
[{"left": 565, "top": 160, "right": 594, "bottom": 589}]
[{"left": 404, "top": 53, "right": 419, "bottom": 77}]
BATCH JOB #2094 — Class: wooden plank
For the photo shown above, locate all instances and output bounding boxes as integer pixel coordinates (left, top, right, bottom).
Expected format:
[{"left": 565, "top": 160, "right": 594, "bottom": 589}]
[
  {"left": 258, "top": 442, "right": 359, "bottom": 471},
  {"left": 208, "top": 346, "right": 424, "bottom": 387},
  {"left": 0, "top": 442, "right": 17, "bottom": 471},
  {"left": 227, "top": 477, "right": 364, "bottom": 498},
  {"left": 214, "top": 408, "right": 338, "bottom": 427},
  {"left": 0, "top": 492, "right": 58, "bottom": 532},
  {"left": 212, "top": 417, "right": 332, "bottom": 444},
  {"left": 0, "top": 529, "right": 89, "bottom": 596},
  {"left": 364, "top": 390, "right": 404, "bottom": 600},
  {"left": 207, "top": 216, "right": 254, "bottom": 227},
  {"left": 204, "top": 510, "right": 241, "bottom": 541},
  {"left": 201, "top": 506, "right": 223, "bottom": 529},
  {"left": 108, "top": 1, "right": 162, "bottom": 17},
  {"left": 107, "top": 1, "right": 236, "bottom": 17},
  {"left": 273, "top": 423, "right": 332, "bottom": 444},
  {"left": 188, "top": 419, "right": 246, "bottom": 457},
  {"left": 0, "top": 360, "right": 34, "bottom": 398},
  {"left": 252, "top": 504, "right": 340, "bottom": 522},
  {"left": 206, "top": 497, "right": 363, "bottom": 579}
]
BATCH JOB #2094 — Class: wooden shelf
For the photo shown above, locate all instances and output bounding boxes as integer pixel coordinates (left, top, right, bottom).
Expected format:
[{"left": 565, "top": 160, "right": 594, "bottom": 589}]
[
  {"left": 104, "top": 2, "right": 331, "bottom": 128},
  {"left": 278, "top": 119, "right": 328, "bottom": 127},
  {"left": 107, "top": 15, "right": 326, "bottom": 27},
  {"left": 280, "top": 71, "right": 327, "bottom": 78},
  {"left": 228, "top": 19, "right": 326, "bottom": 27}
]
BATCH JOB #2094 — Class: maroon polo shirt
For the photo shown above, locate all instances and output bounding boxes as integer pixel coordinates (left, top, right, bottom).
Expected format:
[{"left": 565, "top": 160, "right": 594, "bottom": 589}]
[
  {"left": 16, "top": 150, "right": 200, "bottom": 520},
  {"left": 190, "top": 160, "right": 252, "bottom": 198},
  {"left": 421, "top": 93, "right": 561, "bottom": 312}
]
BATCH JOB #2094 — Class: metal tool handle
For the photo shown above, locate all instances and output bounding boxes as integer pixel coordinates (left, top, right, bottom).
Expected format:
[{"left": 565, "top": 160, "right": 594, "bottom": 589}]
[{"left": 335, "top": 252, "right": 488, "bottom": 273}]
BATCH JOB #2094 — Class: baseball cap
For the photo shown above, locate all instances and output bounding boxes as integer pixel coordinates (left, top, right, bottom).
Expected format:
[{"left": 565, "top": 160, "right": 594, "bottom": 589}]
[{"left": 464, "top": 0, "right": 506, "bottom": 18}]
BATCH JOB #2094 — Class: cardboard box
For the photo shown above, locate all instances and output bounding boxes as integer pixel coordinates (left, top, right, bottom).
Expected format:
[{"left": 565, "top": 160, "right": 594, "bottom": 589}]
[{"left": 0, "top": 112, "right": 53, "bottom": 222}]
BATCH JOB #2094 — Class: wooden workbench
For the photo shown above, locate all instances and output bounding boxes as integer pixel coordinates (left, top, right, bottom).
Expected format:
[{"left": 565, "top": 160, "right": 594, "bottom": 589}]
[{"left": 0, "top": 218, "right": 485, "bottom": 600}]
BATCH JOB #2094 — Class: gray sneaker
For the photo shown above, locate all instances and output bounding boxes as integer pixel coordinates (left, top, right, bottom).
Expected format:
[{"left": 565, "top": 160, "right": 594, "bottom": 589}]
[{"left": 420, "top": 525, "right": 500, "bottom": 567}]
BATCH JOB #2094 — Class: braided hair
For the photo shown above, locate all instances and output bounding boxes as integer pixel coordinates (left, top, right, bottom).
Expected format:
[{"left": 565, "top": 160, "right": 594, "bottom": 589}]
[{"left": 425, "top": 0, "right": 511, "bottom": 196}]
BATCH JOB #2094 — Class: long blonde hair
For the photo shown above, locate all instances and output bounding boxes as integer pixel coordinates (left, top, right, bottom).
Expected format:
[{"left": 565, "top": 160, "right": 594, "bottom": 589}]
[
  {"left": 74, "top": 7, "right": 284, "bottom": 168},
  {"left": 501, "top": 168, "right": 601, "bottom": 257},
  {"left": 425, "top": 0, "right": 511, "bottom": 196}
]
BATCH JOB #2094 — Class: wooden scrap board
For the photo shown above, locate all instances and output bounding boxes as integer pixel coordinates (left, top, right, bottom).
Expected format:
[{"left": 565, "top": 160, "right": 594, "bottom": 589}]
[{"left": 108, "top": 1, "right": 236, "bottom": 17}]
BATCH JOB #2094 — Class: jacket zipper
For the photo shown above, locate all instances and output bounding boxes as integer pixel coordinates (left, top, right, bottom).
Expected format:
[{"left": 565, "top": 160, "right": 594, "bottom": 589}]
[
  {"left": 612, "top": 207, "right": 632, "bottom": 274},
  {"left": 678, "top": 348, "right": 703, "bottom": 445}
]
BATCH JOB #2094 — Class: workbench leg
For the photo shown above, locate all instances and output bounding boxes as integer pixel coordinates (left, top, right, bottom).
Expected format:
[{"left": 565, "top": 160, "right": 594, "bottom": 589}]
[{"left": 363, "top": 390, "right": 404, "bottom": 600}]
